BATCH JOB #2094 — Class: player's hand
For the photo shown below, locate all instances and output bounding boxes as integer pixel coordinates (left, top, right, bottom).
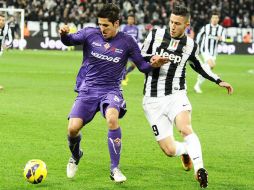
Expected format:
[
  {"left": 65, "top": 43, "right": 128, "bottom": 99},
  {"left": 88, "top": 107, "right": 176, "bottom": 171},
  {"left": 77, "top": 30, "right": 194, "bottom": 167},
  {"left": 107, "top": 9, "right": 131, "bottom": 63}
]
[
  {"left": 219, "top": 81, "right": 233, "bottom": 95},
  {"left": 59, "top": 25, "right": 70, "bottom": 36},
  {"left": 217, "top": 36, "right": 223, "bottom": 41},
  {"left": 150, "top": 55, "right": 169, "bottom": 67}
]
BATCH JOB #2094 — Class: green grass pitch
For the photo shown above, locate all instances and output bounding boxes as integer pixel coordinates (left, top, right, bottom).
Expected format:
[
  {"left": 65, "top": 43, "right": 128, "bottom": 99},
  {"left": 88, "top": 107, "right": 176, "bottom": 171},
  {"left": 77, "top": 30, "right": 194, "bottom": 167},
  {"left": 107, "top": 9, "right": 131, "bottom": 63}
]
[{"left": 0, "top": 50, "right": 253, "bottom": 190}]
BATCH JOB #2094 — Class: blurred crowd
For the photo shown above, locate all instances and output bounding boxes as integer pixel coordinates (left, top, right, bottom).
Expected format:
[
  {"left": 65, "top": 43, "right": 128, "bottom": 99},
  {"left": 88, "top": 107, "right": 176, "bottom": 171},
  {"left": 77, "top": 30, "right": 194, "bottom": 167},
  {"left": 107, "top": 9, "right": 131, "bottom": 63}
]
[{"left": 4, "top": 0, "right": 254, "bottom": 34}]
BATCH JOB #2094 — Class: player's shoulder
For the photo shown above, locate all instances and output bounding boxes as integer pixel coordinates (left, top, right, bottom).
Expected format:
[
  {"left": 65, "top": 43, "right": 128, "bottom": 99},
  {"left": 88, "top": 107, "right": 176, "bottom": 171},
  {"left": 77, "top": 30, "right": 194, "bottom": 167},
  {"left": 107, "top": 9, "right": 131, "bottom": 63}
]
[
  {"left": 119, "top": 31, "right": 133, "bottom": 40},
  {"left": 82, "top": 27, "right": 100, "bottom": 34},
  {"left": 185, "top": 36, "right": 198, "bottom": 51}
]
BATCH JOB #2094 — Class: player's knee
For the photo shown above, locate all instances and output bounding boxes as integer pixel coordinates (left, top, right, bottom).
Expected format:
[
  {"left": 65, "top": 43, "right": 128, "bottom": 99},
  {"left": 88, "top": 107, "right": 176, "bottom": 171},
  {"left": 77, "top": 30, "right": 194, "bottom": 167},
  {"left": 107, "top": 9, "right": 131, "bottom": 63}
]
[
  {"left": 180, "top": 125, "right": 193, "bottom": 137},
  {"left": 106, "top": 116, "right": 118, "bottom": 130},
  {"left": 68, "top": 122, "right": 82, "bottom": 137},
  {"left": 161, "top": 145, "right": 176, "bottom": 157}
]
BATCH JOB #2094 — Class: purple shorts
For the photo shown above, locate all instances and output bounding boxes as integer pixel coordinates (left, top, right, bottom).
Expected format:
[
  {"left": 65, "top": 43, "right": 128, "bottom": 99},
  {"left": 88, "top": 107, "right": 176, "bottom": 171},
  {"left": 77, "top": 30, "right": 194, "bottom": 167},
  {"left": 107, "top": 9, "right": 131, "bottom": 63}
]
[{"left": 68, "top": 88, "right": 127, "bottom": 125}]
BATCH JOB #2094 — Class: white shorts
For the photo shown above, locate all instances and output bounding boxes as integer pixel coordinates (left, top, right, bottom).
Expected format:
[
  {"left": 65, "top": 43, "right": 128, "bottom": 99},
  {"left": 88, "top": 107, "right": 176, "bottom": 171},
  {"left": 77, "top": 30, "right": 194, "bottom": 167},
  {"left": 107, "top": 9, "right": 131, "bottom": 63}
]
[
  {"left": 142, "top": 90, "right": 192, "bottom": 141},
  {"left": 201, "top": 52, "right": 216, "bottom": 63}
]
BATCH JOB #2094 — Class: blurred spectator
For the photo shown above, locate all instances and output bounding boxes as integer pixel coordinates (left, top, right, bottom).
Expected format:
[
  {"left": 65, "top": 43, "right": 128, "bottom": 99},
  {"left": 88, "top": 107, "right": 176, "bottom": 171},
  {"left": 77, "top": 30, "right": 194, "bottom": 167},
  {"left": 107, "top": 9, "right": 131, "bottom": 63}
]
[
  {"left": 24, "top": 21, "right": 30, "bottom": 37},
  {"left": 243, "top": 31, "right": 252, "bottom": 43},
  {"left": 6, "top": 0, "right": 253, "bottom": 33},
  {"left": 222, "top": 16, "right": 233, "bottom": 28}
]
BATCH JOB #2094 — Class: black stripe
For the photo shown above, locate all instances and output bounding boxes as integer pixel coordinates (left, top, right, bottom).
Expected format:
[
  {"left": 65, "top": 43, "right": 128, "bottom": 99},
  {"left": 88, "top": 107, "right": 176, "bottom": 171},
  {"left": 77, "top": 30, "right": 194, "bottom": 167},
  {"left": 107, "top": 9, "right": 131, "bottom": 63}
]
[
  {"left": 179, "top": 66, "right": 186, "bottom": 90},
  {"left": 165, "top": 64, "right": 177, "bottom": 95},
  {"left": 143, "top": 29, "right": 157, "bottom": 96},
  {"left": 146, "top": 29, "right": 156, "bottom": 54},
  {"left": 213, "top": 26, "right": 219, "bottom": 56},
  {"left": 143, "top": 73, "right": 148, "bottom": 95},
  {"left": 150, "top": 68, "right": 160, "bottom": 97},
  {"left": 208, "top": 25, "right": 212, "bottom": 54}
]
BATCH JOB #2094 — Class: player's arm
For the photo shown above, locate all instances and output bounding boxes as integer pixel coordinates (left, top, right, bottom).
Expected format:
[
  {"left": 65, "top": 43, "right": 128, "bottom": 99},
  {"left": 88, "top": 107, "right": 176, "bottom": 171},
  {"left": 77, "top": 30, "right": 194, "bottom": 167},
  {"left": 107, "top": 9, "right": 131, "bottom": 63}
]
[
  {"left": 189, "top": 44, "right": 233, "bottom": 94},
  {"left": 127, "top": 35, "right": 168, "bottom": 73},
  {"left": 59, "top": 25, "right": 86, "bottom": 46},
  {"left": 217, "top": 28, "right": 226, "bottom": 42}
]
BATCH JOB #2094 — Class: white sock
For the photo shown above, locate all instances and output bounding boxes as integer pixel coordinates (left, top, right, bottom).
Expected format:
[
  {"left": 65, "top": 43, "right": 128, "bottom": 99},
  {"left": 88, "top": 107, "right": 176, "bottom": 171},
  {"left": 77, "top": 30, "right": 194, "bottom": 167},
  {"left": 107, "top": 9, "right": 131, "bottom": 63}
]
[
  {"left": 174, "top": 141, "right": 187, "bottom": 156},
  {"left": 184, "top": 133, "right": 204, "bottom": 173}
]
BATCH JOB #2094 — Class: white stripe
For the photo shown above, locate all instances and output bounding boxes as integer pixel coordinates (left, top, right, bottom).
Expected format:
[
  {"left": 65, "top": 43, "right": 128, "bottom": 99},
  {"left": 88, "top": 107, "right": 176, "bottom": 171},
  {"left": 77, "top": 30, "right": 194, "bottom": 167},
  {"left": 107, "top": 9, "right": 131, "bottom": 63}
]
[{"left": 172, "top": 37, "right": 194, "bottom": 94}]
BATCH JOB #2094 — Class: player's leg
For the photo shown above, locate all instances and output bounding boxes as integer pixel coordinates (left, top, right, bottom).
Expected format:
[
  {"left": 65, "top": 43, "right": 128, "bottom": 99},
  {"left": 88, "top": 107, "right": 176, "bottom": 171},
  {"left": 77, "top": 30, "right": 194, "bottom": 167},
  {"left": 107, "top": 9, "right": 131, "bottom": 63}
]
[
  {"left": 105, "top": 107, "right": 126, "bottom": 183},
  {"left": 121, "top": 62, "right": 136, "bottom": 86},
  {"left": 175, "top": 111, "right": 208, "bottom": 188},
  {"left": 67, "top": 118, "right": 84, "bottom": 178},
  {"left": 101, "top": 92, "right": 127, "bottom": 183},
  {"left": 67, "top": 95, "right": 98, "bottom": 178},
  {"left": 194, "top": 56, "right": 216, "bottom": 93},
  {"left": 143, "top": 95, "right": 189, "bottom": 165},
  {"left": 126, "top": 62, "right": 136, "bottom": 75}
]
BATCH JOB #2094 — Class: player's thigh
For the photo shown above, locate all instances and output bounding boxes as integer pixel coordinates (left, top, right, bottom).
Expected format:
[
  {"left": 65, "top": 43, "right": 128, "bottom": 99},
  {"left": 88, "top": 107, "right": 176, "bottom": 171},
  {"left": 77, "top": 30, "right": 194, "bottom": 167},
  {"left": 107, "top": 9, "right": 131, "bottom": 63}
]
[
  {"left": 68, "top": 95, "right": 99, "bottom": 125},
  {"left": 166, "top": 91, "right": 192, "bottom": 122},
  {"left": 100, "top": 90, "right": 126, "bottom": 119},
  {"left": 143, "top": 97, "right": 173, "bottom": 141}
]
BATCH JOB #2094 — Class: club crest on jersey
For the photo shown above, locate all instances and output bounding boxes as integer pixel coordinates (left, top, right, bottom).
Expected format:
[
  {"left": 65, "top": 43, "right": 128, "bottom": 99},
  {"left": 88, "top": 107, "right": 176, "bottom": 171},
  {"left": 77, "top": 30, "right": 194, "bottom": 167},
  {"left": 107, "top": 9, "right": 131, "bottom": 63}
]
[
  {"left": 104, "top": 43, "right": 110, "bottom": 49},
  {"left": 167, "top": 39, "right": 179, "bottom": 51}
]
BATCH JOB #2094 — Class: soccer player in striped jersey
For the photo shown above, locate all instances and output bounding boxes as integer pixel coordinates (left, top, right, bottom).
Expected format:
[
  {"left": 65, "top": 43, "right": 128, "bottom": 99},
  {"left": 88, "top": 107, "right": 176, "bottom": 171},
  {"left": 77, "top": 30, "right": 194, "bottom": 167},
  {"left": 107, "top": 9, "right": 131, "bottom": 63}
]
[
  {"left": 0, "top": 14, "right": 13, "bottom": 90},
  {"left": 194, "top": 10, "right": 226, "bottom": 93},
  {"left": 59, "top": 3, "right": 167, "bottom": 183},
  {"left": 0, "top": 14, "right": 13, "bottom": 56},
  {"left": 141, "top": 3, "right": 233, "bottom": 188}
]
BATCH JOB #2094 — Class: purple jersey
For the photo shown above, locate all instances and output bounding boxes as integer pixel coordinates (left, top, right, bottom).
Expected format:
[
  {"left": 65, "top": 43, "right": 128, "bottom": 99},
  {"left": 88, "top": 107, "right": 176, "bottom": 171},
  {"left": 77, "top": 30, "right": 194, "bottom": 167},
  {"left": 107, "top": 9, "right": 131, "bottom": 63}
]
[
  {"left": 122, "top": 25, "right": 139, "bottom": 42},
  {"left": 61, "top": 27, "right": 150, "bottom": 92}
]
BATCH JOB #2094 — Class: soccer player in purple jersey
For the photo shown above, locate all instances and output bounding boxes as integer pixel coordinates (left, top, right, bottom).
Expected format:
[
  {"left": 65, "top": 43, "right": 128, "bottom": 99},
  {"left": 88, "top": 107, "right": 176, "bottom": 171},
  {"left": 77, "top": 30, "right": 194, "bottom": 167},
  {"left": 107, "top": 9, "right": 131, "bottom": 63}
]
[
  {"left": 121, "top": 14, "right": 139, "bottom": 86},
  {"left": 59, "top": 3, "right": 168, "bottom": 183}
]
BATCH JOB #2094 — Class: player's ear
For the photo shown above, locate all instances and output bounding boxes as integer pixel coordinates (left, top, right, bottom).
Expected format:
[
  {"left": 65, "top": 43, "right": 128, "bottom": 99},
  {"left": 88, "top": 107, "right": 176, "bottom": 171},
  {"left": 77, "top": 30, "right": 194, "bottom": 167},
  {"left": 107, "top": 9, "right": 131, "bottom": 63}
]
[{"left": 114, "top": 20, "right": 119, "bottom": 27}]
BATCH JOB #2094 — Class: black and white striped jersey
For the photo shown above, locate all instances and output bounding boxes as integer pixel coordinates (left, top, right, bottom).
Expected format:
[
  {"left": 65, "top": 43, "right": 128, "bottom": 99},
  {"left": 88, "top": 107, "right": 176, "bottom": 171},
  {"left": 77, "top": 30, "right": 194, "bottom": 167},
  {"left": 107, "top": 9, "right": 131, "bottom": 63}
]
[
  {"left": 196, "top": 24, "right": 225, "bottom": 57},
  {"left": 141, "top": 28, "right": 222, "bottom": 97},
  {"left": 0, "top": 23, "right": 13, "bottom": 52}
]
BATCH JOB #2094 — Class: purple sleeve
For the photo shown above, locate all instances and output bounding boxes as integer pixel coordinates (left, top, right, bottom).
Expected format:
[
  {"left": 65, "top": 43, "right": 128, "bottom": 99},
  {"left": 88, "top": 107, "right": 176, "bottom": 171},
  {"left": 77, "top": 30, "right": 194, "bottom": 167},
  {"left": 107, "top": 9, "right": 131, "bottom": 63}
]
[
  {"left": 127, "top": 36, "right": 152, "bottom": 73},
  {"left": 61, "top": 28, "right": 87, "bottom": 46}
]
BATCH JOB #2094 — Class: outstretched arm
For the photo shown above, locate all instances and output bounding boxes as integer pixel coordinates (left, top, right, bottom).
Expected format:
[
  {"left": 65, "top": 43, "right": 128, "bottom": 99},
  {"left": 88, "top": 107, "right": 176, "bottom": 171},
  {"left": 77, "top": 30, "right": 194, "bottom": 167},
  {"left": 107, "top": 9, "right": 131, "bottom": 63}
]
[
  {"left": 189, "top": 44, "right": 233, "bottom": 95},
  {"left": 128, "top": 36, "right": 168, "bottom": 73},
  {"left": 59, "top": 25, "right": 86, "bottom": 46}
]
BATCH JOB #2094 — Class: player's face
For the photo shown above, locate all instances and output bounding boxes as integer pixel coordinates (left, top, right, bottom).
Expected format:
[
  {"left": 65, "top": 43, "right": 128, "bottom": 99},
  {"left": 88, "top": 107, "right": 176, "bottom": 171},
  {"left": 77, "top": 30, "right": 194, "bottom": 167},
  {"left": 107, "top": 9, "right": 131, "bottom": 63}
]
[
  {"left": 127, "top": 16, "right": 135, "bottom": 25},
  {"left": 98, "top": 18, "right": 119, "bottom": 39},
  {"left": 0, "top": 16, "right": 5, "bottom": 28},
  {"left": 211, "top": 15, "right": 219, "bottom": 26},
  {"left": 169, "top": 14, "right": 189, "bottom": 38}
]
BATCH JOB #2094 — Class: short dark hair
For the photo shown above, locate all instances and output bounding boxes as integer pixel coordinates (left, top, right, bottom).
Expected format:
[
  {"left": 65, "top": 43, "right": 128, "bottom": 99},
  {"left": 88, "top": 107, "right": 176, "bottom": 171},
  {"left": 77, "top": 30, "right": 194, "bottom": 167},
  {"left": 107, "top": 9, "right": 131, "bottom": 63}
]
[
  {"left": 0, "top": 14, "right": 5, "bottom": 18},
  {"left": 128, "top": 14, "right": 135, "bottom": 18},
  {"left": 172, "top": 2, "right": 190, "bottom": 20},
  {"left": 97, "top": 3, "right": 120, "bottom": 23},
  {"left": 211, "top": 9, "right": 220, "bottom": 17}
]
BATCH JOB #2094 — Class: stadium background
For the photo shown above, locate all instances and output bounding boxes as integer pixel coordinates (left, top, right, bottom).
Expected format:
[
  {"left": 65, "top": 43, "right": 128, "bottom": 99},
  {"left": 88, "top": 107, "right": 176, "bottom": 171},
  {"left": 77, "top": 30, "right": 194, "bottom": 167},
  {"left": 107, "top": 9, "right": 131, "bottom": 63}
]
[{"left": 0, "top": 0, "right": 254, "bottom": 190}]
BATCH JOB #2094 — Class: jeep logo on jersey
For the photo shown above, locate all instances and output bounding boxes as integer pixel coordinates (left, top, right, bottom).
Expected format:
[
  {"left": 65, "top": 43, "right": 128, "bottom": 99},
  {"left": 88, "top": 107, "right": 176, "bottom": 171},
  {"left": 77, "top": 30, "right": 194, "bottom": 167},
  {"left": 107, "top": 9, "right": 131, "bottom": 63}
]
[
  {"left": 91, "top": 51, "right": 121, "bottom": 63},
  {"left": 155, "top": 49, "right": 182, "bottom": 64}
]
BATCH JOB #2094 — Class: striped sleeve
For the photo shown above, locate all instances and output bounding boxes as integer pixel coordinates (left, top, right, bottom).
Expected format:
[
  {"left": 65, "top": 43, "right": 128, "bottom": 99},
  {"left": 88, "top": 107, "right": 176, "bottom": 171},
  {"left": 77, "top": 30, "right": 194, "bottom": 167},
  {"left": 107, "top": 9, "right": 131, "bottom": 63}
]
[
  {"left": 141, "top": 29, "right": 156, "bottom": 62},
  {"left": 221, "top": 27, "right": 226, "bottom": 42},
  {"left": 189, "top": 43, "right": 222, "bottom": 84}
]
